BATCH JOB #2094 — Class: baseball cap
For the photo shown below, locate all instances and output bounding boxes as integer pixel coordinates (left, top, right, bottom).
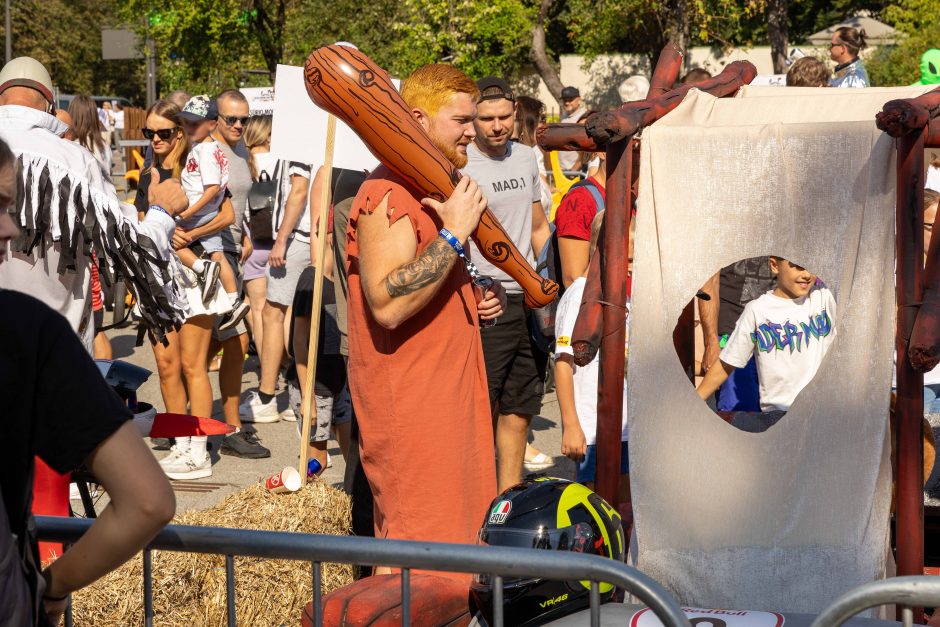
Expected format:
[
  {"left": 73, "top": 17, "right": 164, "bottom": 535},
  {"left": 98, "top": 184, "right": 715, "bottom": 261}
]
[
  {"left": 560, "top": 86, "right": 580, "bottom": 100},
  {"left": 178, "top": 95, "right": 218, "bottom": 122},
  {"left": 477, "top": 76, "right": 515, "bottom": 102},
  {"left": 0, "top": 57, "right": 54, "bottom": 104}
]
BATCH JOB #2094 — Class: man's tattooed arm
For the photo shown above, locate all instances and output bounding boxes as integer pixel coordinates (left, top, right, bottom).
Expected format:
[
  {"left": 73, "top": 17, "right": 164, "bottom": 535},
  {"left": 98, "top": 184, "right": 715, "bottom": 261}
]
[{"left": 385, "top": 237, "right": 457, "bottom": 297}]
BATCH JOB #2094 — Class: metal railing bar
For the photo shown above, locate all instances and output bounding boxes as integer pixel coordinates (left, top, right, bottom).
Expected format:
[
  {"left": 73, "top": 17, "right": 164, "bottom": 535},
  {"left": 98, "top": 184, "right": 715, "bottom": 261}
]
[
  {"left": 65, "top": 598, "right": 73, "bottom": 627},
  {"left": 37, "top": 516, "right": 691, "bottom": 627},
  {"left": 810, "top": 576, "right": 940, "bottom": 627},
  {"left": 144, "top": 549, "right": 153, "bottom": 627},
  {"left": 493, "top": 575, "right": 504, "bottom": 627},
  {"left": 401, "top": 567, "right": 411, "bottom": 627},
  {"left": 225, "top": 555, "right": 236, "bottom": 627},
  {"left": 312, "top": 561, "right": 322, "bottom": 627},
  {"left": 590, "top": 580, "right": 600, "bottom": 627},
  {"left": 903, "top": 606, "right": 913, "bottom": 627}
]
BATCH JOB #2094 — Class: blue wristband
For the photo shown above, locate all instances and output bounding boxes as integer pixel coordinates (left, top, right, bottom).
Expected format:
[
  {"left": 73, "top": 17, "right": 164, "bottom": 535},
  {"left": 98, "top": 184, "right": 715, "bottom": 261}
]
[
  {"left": 439, "top": 228, "right": 466, "bottom": 258},
  {"left": 149, "top": 204, "right": 175, "bottom": 220}
]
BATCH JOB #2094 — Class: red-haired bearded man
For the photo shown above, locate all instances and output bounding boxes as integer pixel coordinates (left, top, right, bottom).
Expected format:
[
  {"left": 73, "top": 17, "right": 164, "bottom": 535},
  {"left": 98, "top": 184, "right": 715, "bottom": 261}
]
[{"left": 346, "top": 64, "right": 504, "bottom": 574}]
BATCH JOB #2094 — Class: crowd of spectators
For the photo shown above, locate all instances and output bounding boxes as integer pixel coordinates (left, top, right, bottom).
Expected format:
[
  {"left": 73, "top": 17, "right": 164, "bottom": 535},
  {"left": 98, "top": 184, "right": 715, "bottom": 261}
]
[{"left": 5, "top": 25, "right": 940, "bottom": 622}]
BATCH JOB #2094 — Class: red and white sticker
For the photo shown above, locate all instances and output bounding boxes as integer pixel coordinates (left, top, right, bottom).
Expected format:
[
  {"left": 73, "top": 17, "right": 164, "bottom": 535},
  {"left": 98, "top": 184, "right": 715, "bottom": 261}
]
[
  {"left": 631, "top": 607, "right": 785, "bottom": 627},
  {"left": 488, "top": 500, "right": 512, "bottom": 525}
]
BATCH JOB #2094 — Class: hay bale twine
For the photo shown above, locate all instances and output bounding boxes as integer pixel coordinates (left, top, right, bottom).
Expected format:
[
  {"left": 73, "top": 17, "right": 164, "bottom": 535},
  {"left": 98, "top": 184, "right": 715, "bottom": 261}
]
[{"left": 71, "top": 480, "right": 353, "bottom": 626}]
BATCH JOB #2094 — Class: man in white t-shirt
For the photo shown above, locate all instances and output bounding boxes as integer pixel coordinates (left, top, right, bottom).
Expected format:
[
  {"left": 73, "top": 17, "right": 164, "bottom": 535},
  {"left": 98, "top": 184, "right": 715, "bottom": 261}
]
[
  {"left": 697, "top": 257, "right": 837, "bottom": 413},
  {"left": 557, "top": 86, "right": 587, "bottom": 172},
  {"left": 554, "top": 210, "right": 629, "bottom": 502},
  {"left": 461, "top": 76, "right": 552, "bottom": 492},
  {"left": 239, "top": 155, "right": 312, "bottom": 422}
]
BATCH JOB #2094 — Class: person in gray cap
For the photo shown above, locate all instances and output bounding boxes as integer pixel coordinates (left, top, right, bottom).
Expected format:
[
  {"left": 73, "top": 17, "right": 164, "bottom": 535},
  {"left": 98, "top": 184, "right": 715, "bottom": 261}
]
[
  {"left": 557, "top": 86, "right": 587, "bottom": 171},
  {"left": 461, "top": 76, "right": 552, "bottom": 492},
  {"left": 0, "top": 56, "right": 189, "bottom": 349}
]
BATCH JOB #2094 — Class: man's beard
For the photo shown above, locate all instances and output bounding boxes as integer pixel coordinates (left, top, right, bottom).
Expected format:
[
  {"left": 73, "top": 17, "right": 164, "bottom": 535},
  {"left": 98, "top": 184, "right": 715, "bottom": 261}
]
[{"left": 430, "top": 129, "right": 468, "bottom": 168}]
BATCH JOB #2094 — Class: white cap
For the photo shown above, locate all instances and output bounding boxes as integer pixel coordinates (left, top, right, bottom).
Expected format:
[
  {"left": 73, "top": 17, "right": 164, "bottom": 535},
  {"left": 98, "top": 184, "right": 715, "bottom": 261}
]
[{"left": 0, "top": 56, "right": 54, "bottom": 103}]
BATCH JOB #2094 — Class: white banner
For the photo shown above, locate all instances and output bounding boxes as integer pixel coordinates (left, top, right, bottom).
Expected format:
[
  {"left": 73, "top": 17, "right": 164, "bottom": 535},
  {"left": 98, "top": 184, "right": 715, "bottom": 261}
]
[
  {"left": 240, "top": 86, "right": 275, "bottom": 115},
  {"left": 270, "top": 64, "right": 397, "bottom": 172}
]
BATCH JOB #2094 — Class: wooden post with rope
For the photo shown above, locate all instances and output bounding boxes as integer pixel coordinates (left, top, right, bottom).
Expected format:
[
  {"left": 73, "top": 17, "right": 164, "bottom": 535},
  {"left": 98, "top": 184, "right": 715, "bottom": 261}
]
[{"left": 298, "top": 114, "right": 337, "bottom": 480}]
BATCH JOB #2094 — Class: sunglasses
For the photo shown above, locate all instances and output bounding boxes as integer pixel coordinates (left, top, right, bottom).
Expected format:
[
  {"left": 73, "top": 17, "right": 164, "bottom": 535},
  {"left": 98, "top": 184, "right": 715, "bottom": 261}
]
[
  {"left": 142, "top": 127, "right": 179, "bottom": 141},
  {"left": 220, "top": 115, "right": 251, "bottom": 126},
  {"left": 829, "top": 42, "right": 845, "bottom": 49}
]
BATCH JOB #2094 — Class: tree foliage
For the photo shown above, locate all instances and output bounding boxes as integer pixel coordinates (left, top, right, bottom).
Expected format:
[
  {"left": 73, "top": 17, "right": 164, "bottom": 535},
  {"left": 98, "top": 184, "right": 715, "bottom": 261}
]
[
  {"left": 564, "top": 0, "right": 766, "bottom": 65},
  {"left": 2, "top": 0, "right": 147, "bottom": 101},
  {"left": 390, "top": 0, "right": 538, "bottom": 78},
  {"left": 867, "top": 0, "right": 940, "bottom": 86}
]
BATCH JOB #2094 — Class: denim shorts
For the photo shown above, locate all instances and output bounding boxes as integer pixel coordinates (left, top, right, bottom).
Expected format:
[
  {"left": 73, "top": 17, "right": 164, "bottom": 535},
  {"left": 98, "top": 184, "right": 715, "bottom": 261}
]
[
  {"left": 577, "top": 441, "right": 629, "bottom": 483},
  {"left": 178, "top": 209, "right": 224, "bottom": 253}
]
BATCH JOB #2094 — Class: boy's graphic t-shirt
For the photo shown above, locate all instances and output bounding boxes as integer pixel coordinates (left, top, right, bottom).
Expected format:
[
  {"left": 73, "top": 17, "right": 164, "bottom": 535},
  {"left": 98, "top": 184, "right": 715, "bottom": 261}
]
[
  {"left": 181, "top": 139, "right": 229, "bottom": 219},
  {"left": 554, "top": 277, "right": 629, "bottom": 444},
  {"left": 721, "top": 284, "right": 837, "bottom": 412}
]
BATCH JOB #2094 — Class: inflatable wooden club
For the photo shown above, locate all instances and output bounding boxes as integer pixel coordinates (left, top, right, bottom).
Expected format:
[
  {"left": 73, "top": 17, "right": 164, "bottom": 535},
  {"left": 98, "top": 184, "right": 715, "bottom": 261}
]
[{"left": 303, "top": 44, "right": 558, "bottom": 309}]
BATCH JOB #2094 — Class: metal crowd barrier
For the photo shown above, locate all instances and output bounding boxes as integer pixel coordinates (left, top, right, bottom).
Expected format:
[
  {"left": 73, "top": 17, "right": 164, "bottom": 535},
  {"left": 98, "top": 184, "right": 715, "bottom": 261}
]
[
  {"left": 36, "top": 515, "right": 689, "bottom": 627},
  {"left": 810, "top": 576, "right": 940, "bottom": 627}
]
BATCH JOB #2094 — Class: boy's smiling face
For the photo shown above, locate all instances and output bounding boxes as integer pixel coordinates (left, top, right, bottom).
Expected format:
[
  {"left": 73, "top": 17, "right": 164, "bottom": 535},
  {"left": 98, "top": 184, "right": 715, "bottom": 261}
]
[{"left": 770, "top": 257, "right": 816, "bottom": 299}]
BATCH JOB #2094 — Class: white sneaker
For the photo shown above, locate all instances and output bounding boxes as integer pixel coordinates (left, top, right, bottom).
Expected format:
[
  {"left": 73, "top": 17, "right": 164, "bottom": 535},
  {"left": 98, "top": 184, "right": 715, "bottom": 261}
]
[
  {"left": 162, "top": 451, "right": 212, "bottom": 480},
  {"left": 239, "top": 391, "right": 280, "bottom": 423},
  {"left": 158, "top": 444, "right": 188, "bottom": 467}
]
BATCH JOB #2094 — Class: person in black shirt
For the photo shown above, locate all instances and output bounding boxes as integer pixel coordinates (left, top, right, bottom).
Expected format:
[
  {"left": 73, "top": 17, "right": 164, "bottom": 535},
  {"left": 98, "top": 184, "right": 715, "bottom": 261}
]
[
  {"left": 700, "top": 257, "right": 776, "bottom": 412},
  {"left": 0, "top": 137, "right": 176, "bottom": 625}
]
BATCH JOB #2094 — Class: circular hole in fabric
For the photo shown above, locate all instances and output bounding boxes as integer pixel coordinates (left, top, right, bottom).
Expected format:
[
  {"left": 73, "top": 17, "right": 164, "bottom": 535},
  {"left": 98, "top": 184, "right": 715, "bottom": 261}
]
[{"left": 677, "top": 255, "right": 836, "bottom": 433}]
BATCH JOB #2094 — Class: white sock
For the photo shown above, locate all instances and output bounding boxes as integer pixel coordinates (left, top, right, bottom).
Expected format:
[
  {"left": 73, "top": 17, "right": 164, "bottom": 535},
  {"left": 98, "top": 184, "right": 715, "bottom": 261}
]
[
  {"left": 175, "top": 436, "right": 191, "bottom": 454},
  {"left": 189, "top": 436, "right": 208, "bottom": 460},
  {"left": 192, "top": 258, "right": 206, "bottom": 273}
]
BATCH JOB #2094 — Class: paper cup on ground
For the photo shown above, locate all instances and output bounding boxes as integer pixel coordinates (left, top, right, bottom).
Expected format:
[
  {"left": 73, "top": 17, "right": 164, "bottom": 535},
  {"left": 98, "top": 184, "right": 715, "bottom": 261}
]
[{"left": 264, "top": 467, "right": 302, "bottom": 494}]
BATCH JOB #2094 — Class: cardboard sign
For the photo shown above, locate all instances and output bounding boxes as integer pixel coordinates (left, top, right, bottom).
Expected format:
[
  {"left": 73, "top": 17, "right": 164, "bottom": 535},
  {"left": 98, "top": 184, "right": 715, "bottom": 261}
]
[
  {"left": 631, "top": 607, "right": 785, "bottom": 627},
  {"left": 270, "top": 64, "right": 396, "bottom": 172},
  {"left": 240, "top": 86, "right": 275, "bottom": 115}
]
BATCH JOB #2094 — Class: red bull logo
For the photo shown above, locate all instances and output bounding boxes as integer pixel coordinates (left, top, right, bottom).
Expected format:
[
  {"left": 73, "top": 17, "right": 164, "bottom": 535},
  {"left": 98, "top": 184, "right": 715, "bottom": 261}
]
[{"left": 488, "top": 500, "right": 512, "bottom": 525}]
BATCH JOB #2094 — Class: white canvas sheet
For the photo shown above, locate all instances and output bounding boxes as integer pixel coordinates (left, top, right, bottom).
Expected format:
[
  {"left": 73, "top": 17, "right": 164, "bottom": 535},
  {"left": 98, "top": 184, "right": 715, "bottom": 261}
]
[{"left": 628, "top": 87, "right": 923, "bottom": 613}]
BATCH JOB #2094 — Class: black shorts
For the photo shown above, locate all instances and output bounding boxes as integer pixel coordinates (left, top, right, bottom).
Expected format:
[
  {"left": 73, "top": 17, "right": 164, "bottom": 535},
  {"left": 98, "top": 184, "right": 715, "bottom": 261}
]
[{"left": 481, "top": 293, "right": 548, "bottom": 416}]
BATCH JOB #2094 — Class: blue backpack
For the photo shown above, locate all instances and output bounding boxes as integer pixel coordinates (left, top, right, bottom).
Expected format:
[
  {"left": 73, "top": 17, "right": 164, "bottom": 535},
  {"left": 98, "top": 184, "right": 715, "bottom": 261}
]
[{"left": 531, "top": 179, "right": 605, "bottom": 352}]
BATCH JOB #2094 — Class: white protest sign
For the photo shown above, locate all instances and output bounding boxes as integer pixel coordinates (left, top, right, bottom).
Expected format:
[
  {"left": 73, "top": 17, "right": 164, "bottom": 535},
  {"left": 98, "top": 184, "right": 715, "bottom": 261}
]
[
  {"left": 631, "top": 607, "right": 785, "bottom": 627},
  {"left": 240, "top": 86, "right": 275, "bottom": 115},
  {"left": 271, "top": 64, "right": 396, "bottom": 172}
]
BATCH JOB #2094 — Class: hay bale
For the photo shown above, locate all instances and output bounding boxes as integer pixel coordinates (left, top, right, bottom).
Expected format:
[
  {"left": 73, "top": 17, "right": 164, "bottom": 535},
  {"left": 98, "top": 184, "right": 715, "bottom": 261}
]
[{"left": 71, "top": 480, "right": 353, "bottom": 626}]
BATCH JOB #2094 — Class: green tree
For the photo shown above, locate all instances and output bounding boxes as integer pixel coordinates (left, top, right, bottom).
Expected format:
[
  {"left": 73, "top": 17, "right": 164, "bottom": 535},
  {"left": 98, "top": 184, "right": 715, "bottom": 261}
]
[
  {"left": 121, "top": 0, "right": 263, "bottom": 93},
  {"left": 867, "top": 0, "right": 940, "bottom": 86},
  {"left": 2, "top": 0, "right": 147, "bottom": 101},
  {"left": 391, "top": 0, "right": 537, "bottom": 79},
  {"left": 564, "top": 0, "right": 765, "bottom": 68}
]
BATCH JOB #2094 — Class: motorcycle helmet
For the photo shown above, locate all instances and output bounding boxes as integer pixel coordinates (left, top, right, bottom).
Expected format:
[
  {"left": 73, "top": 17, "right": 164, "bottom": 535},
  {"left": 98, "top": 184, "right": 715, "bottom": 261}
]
[{"left": 470, "top": 477, "right": 625, "bottom": 626}]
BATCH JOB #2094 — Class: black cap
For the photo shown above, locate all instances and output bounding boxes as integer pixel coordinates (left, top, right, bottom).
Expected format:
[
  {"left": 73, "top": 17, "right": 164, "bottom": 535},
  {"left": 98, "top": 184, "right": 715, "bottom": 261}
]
[
  {"left": 477, "top": 76, "right": 515, "bottom": 102},
  {"left": 560, "top": 86, "right": 580, "bottom": 100}
]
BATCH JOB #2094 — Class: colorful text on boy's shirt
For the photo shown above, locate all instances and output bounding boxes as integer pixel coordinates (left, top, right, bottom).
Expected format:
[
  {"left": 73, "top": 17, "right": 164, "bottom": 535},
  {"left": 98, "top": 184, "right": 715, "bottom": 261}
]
[{"left": 750, "top": 310, "right": 833, "bottom": 354}]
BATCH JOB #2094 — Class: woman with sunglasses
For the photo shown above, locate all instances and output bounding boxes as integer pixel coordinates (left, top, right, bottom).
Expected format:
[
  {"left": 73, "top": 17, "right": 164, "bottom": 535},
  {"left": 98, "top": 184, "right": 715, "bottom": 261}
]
[
  {"left": 829, "top": 26, "right": 869, "bottom": 88},
  {"left": 135, "top": 99, "right": 235, "bottom": 480}
]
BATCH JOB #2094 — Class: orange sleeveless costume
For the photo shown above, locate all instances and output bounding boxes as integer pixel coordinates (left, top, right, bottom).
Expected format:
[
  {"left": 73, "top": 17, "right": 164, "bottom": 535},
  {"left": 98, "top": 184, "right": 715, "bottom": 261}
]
[{"left": 346, "top": 167, "right": 496, "bottom": 574}]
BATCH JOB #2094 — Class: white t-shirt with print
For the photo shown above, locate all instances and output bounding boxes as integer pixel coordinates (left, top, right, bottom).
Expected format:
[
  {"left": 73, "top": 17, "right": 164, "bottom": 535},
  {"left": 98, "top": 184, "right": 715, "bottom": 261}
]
[
  {"left": 554, "top": 277, "right": 629, "bottom": 444},
  {"left": 720, "top": 285, "right": 837, "bottom": 412},
  {"left": 181, "top": 139, "right": 229, "bottom": 219}
]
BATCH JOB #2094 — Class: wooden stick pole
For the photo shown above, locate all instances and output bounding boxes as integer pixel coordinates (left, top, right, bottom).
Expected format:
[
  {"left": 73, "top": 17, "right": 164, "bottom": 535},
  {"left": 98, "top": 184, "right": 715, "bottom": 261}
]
[{"left": 298, "top": 115, "right": 337, "bottom": 480}]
